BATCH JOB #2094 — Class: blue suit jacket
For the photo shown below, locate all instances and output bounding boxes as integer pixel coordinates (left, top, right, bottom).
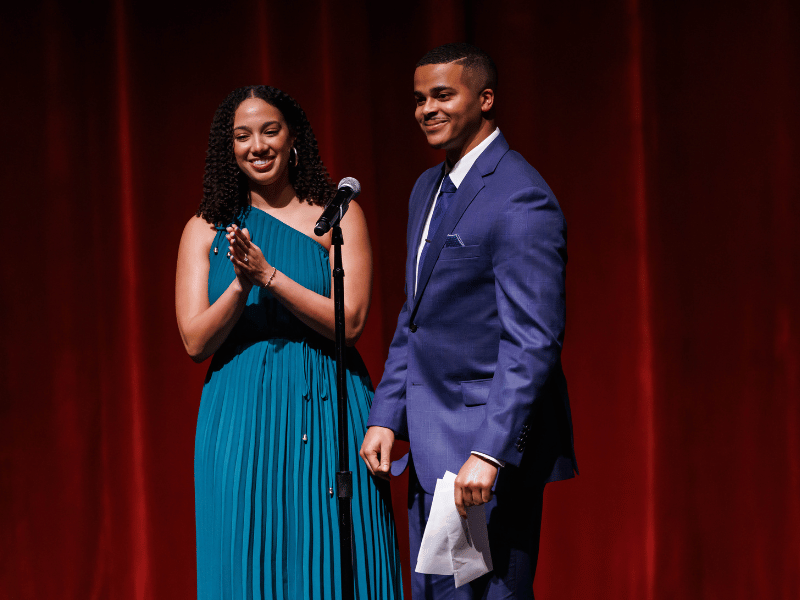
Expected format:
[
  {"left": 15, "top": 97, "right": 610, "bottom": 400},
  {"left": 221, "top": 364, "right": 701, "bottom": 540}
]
[{"left": 367, "top": 133, "right": 577, "bottom": 494}]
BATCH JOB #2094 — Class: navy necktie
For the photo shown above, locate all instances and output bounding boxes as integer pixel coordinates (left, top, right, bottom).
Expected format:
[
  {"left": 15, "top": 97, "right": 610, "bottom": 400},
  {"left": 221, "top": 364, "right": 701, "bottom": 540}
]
[{"left": 418, "top": 174, "right": 457, "bottom": 281}]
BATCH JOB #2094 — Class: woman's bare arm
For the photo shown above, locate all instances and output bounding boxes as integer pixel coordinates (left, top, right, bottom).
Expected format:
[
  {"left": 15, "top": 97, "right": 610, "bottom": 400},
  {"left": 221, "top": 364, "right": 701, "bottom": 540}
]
[{"left": 175, "top": 215, "right": 254, "bottom": 362}]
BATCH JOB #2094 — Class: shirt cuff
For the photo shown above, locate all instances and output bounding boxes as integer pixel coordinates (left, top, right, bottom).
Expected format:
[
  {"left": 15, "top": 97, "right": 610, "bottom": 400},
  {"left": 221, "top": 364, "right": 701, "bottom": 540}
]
[{"left": 471, "top": 451, "right": 505, "bottom": 468}]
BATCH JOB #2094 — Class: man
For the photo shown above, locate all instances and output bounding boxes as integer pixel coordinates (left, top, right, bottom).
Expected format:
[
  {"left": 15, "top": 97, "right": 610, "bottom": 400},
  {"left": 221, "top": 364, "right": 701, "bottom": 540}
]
[{"left": 360, "top": 43, "right": 577, "bottom": 599}]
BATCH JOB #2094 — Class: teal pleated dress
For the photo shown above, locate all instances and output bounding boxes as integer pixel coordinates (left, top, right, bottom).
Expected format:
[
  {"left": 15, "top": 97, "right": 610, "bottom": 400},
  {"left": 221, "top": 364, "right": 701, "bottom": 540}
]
[{"left": 194, "top": 207, "right": 402, "bottom": 599}]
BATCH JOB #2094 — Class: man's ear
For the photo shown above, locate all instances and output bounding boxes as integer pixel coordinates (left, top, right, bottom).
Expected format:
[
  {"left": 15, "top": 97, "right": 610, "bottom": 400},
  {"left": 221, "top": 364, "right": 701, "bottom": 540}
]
[{"left": 480, "top": 88, "right": 494, "bottom": 113}]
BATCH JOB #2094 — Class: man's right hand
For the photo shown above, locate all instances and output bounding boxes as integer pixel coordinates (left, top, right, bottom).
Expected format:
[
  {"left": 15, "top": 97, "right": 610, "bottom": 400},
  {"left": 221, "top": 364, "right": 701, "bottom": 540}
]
[{"left": 359, "top": 426, "right": 395, "bottom": 480}]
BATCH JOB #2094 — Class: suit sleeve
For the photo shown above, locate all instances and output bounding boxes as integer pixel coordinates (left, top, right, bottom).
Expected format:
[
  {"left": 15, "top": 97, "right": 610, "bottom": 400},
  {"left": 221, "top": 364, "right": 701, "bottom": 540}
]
[
  {"left": 366, "top": 173, "right": 429, "bottom": 440},
  {"left": 366, "top": 296, "right": 410, "bottom": 439},
  {"left": 472, "top": 185, "right": 567, "bottom": 466}
]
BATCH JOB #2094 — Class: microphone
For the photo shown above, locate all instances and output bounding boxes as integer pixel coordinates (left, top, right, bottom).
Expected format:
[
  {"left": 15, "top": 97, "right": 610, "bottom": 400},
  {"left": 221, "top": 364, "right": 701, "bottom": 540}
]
[{"left": 314, "top": 177, "right": 361, "bottom": 236}]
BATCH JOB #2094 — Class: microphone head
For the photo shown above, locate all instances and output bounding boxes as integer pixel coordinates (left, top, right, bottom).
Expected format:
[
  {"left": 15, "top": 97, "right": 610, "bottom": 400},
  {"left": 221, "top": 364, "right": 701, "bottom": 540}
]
[{"left": 338, "top": 177, "right": 361, "bottom": 197}]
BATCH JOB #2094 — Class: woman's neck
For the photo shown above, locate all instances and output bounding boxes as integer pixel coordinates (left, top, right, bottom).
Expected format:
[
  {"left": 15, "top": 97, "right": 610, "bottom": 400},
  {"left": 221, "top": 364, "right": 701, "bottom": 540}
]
[{"left": 249, "top": 176, "right": 297, "bottom": 211}]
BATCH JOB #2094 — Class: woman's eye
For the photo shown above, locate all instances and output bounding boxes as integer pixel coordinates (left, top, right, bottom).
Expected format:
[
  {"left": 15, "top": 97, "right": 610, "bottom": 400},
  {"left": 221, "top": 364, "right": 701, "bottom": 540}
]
[
  {"left": 265, "top": 130, "right": 279, "bottom": 136},
  {"left": 235, "top": 135, "right": 248, "bottom": 142}
]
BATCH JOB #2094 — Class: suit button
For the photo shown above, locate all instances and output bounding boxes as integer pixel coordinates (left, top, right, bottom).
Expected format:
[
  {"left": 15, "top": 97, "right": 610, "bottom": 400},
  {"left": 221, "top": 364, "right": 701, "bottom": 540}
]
[{"left": 410, "top": 323, "right": 418, "bottom": 333}]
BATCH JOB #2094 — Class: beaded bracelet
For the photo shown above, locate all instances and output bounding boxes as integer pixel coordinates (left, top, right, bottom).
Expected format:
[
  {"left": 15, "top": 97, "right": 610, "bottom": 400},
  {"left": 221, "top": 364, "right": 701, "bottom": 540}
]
[{"left": 263, "top": 266, "right": 278, "bottom": 288}]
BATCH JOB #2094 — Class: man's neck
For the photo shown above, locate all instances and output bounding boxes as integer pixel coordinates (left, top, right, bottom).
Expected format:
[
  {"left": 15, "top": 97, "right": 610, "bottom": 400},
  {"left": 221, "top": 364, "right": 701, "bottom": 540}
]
[{"left": 445, "top": 119, "right": 496, "bottom": 166}]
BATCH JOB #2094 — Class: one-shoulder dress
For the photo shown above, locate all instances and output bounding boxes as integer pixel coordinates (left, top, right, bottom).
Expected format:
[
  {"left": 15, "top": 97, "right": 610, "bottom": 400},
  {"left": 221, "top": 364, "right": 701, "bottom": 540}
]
[{"left": 194, "top": 207, "right": 402, "bottom": 599}]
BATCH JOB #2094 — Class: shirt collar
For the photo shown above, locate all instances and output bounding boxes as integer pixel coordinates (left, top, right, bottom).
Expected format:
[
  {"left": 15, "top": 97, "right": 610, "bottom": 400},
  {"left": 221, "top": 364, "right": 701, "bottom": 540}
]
[{"left": 446, "top": 127, "right": 500, "bottom": 188}]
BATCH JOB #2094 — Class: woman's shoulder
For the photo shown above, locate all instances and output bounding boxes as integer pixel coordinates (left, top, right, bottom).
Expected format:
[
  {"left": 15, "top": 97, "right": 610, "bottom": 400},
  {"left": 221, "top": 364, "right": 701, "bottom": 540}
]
[
  {"left": 183, "top": 214, "right": 217, "bottom": 235},
  {"left": 340, "top": 200, "right": 368, "bottom": 233},
  {"left": 180, "top": 214, "right": 218, "bottom": 252}
]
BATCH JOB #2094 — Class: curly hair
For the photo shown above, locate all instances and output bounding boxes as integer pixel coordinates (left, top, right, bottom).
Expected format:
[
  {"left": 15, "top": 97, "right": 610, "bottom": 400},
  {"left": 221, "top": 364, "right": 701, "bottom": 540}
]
[{"left": 197, "top": 86, "right": 335, "bottom": 226}]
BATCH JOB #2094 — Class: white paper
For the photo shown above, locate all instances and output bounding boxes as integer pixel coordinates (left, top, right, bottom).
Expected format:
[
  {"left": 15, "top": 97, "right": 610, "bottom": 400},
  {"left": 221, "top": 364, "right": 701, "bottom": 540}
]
[{"left": 415, "top": 471, "right": 493, "bottom": 587}]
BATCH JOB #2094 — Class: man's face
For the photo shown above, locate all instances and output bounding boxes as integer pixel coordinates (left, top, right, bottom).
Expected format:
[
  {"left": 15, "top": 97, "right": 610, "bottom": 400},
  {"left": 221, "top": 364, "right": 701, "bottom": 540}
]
[{"left": 413, "top": 62, "right": 485, "bottom": 158}]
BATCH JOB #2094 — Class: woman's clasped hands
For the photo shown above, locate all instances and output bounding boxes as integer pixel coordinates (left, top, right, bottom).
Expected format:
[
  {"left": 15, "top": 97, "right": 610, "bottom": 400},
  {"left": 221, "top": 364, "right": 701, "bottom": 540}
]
[{"left": 226, "top": 224, "right": 274, "bottom": 288}]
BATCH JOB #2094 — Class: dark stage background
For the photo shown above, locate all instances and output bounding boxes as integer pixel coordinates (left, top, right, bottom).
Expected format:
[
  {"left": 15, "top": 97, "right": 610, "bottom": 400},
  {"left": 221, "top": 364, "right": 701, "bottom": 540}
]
[{"left": 2, "top": 0, "right": 799, "bottom": 598}]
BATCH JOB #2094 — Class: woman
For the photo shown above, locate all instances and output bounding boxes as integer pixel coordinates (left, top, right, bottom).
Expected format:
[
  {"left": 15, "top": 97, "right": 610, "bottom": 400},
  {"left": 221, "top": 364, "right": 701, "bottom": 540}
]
[{"left": 176, "top": 86, "right": 401, "bottom": 599}]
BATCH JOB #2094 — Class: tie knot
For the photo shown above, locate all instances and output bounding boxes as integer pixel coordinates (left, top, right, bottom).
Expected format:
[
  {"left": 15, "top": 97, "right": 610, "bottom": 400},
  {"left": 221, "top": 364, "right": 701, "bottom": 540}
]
[{"left": 440, "top": 174, "right": 457, "bottom": 195}]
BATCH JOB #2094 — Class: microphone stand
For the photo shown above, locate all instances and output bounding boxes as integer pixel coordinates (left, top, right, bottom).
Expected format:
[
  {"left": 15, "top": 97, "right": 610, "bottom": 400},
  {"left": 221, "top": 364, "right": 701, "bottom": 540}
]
[{"left": 331, "top": 217, "right": 355, "bottom": 600}]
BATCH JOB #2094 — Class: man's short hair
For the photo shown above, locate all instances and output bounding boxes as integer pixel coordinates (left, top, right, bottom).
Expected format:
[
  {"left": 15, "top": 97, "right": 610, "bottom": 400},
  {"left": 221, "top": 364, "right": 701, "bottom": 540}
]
[{"left": 416, "top": 43, "right": 498, "bottom": 93}]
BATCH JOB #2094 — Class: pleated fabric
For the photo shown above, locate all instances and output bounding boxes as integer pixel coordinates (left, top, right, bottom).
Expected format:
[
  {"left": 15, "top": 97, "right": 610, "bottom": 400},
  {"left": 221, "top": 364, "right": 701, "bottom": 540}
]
[{"left": 195, "top": 207, "right": 402, "bottom": 600}]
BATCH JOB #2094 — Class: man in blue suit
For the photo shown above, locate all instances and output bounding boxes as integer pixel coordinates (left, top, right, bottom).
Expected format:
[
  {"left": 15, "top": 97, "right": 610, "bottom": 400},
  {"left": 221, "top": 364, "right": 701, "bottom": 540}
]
[{"left": 360, "top": 43, "right": 577, "bottom": 599}]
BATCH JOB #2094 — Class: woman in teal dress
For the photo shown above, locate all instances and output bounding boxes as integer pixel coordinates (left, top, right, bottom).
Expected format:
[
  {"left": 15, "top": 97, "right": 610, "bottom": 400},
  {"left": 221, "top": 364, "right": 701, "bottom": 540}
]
[{"left": 176, "top": 85, "right": 401, "bottom": 599}]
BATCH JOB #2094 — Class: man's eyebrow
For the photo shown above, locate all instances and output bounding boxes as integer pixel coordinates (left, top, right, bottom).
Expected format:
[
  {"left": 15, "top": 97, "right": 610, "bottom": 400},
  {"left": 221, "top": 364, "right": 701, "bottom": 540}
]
[{"left": 414, "top": 86, "right": 454, "bottom": 97}]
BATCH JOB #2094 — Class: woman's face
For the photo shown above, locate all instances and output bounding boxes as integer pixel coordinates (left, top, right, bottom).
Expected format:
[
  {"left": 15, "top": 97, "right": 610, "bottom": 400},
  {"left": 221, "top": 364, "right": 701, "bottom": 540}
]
[{"left": 232, "top": 97, "right": 295, "bottom": 187}]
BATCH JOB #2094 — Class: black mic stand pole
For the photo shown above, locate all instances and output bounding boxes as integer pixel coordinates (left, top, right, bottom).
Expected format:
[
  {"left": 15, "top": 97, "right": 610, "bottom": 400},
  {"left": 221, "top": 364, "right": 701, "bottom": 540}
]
[{"left": 331, "top": 214, "right": 355, "bottom": 600}]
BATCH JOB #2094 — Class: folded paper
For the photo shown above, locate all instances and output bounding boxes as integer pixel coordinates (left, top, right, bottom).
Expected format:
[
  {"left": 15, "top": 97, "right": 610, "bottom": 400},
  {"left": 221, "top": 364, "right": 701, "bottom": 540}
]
[{"left": 415, "top": 471, "right": 493, "bottom": 587}]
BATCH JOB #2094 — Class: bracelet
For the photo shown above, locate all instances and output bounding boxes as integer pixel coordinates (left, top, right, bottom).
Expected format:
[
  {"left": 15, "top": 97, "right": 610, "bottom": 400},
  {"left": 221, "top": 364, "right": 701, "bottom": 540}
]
[{"left": 263, "top": 266, "right": 278, "bottom": 288}]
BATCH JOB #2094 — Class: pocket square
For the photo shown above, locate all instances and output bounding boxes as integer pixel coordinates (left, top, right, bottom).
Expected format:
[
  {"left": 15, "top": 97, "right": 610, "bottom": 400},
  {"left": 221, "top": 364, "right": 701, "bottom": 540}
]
[{"left": 444, "top": 233, "right": 465, "bottom": 248}]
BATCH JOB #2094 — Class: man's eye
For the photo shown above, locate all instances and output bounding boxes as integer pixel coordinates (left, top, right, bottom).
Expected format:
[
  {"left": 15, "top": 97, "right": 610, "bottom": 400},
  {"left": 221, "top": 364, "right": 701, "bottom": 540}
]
[{"left": 438, "top": 93, "right": 450, "bottom": 100}]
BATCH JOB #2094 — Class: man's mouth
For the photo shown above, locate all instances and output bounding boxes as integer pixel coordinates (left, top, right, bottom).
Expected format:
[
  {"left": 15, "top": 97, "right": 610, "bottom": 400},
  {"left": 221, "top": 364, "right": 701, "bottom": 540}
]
[{"left": 423, "top": 119, "right": 447, "bottom": 131}]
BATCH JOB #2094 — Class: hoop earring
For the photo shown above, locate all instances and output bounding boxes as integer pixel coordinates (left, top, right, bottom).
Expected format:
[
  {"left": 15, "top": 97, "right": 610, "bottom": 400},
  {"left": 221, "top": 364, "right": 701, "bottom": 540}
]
[{"left": 290, "top": 147, "right": 299, "bottom": 167}]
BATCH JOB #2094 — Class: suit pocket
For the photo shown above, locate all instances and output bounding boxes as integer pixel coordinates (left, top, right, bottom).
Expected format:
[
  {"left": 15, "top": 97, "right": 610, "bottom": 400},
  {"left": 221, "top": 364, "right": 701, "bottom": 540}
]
[
  {"left": 461, "top": 378, "right": 492, "bottom": 406},
  {"left": 438, "top": 244, "right": 481, "bottom": 261}
]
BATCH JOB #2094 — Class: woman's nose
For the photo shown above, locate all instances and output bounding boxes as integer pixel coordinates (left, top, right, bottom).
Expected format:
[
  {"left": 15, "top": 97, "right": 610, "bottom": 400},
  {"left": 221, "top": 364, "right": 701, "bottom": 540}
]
[{"left": 251, "top": 135, "right": 266, "bottom": 153}]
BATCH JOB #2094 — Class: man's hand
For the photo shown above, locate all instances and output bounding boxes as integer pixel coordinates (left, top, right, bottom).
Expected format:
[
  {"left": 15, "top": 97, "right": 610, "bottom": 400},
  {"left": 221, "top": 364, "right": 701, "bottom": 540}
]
[
  {"left": 454, "top": 454, "right": 498, "bottom": 518},
  {"left": 359, "top": 426, "right": 395, "bottom": 480}
]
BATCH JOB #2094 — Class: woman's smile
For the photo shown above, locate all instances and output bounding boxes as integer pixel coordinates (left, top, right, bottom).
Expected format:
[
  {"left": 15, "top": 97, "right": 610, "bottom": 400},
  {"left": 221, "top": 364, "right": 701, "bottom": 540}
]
[{"left": 250, "top": 156, "right": 275, "bottom": 171}]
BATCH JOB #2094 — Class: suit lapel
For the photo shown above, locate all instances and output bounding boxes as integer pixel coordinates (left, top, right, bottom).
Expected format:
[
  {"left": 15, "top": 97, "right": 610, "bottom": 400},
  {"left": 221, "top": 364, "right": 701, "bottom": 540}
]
[
  {"left": 411, "top": 133, "right": 510, "bottom": 315},
  {"left": 407, "top": 167, "right": 444, "bottom": 305},
  {"left": 412, "top": 172, "right": 482, "bottom": 308}
]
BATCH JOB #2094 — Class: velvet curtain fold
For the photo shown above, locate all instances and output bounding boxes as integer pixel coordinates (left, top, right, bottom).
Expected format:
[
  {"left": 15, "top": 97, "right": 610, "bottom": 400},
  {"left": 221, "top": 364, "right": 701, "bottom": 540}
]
[{"left": 1, "top": 1, "right": 798, "bottom": 598}]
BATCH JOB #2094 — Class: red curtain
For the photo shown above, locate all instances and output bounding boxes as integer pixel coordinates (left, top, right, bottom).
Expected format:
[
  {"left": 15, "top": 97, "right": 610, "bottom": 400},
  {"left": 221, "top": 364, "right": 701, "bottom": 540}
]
[{"left": 2, "top": 0, "right": 798, "bottom": 598}]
